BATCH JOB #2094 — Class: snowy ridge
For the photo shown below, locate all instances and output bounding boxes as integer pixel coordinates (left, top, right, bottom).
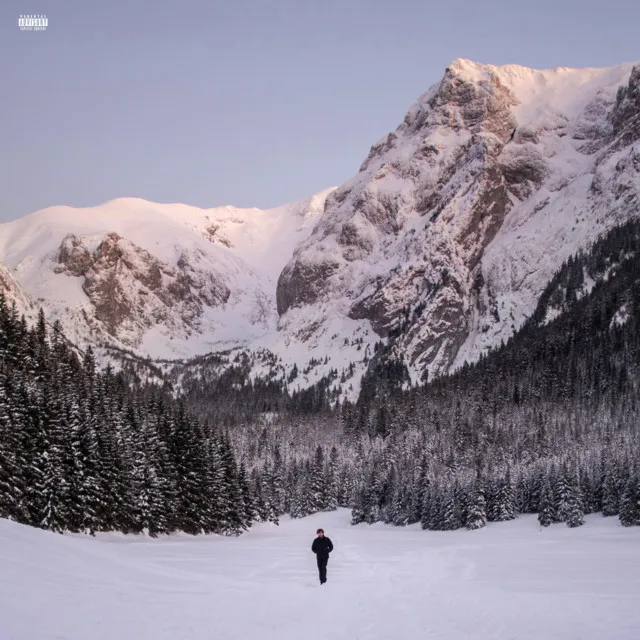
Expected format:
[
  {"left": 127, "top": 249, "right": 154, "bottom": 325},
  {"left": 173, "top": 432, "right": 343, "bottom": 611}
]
[
  {"left": 0, "top": 189, "right": 334, "bottom": 360},
  {"left": 448, "top": 58, "right": 635, "bottom": 124},
  {"left": 1, "top": 59, "right": 639, "bottom": 391}
]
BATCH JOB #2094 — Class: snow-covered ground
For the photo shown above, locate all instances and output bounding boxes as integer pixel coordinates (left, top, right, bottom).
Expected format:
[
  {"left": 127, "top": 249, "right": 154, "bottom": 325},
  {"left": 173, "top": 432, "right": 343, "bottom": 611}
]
[{"left": 2, "top": 509, "right": 639, "bottom": 639}]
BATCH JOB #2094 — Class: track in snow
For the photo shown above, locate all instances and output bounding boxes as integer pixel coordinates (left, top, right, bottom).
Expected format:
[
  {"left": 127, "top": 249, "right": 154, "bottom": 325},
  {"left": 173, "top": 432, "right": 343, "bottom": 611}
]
[{"left": 1, "top": 509, "right": 639, "bottom": 639}]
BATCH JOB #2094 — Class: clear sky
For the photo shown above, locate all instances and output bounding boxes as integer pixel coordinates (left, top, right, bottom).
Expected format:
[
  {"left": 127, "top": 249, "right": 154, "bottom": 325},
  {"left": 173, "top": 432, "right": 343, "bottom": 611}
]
[{"left": 1, "top": 0, "right": 639, "bottom": 221}]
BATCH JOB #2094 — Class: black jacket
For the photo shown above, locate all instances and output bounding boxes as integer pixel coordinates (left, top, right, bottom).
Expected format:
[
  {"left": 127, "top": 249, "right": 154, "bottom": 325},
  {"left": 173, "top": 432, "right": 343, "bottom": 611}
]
[{"left": 312, "top": 536, "right": 334, "bottom": 558}]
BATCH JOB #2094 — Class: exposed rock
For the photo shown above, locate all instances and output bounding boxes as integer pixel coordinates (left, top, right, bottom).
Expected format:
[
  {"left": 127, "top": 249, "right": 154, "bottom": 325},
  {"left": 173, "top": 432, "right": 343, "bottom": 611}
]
[
  {"left": 55, "top": 234, "right": 92, "bottom": 276},
  {"left": 77, "top": 233, "right": 230, "bottom": 343},
  {"left": 203, "top": 222, "right": 233, "bottom": 248},
  {"left": 0, "top": 189, "right": 333, "bottom": 365},
  {"left": 276, "top": 258, "right": 340, "bottom": 315},
  {"left": 499, "top": 143, "right": 548, "bottom": 200},
  {"left": 612, "top": 65, "right": 640, "bottom": 145},
  {"left": 0, "top": 263, "right": 32, "bottom": 312},
  {"left": 277, "top": 60, "right": 522, "bottom": 375},
  {"left": 433, "top": 65, "right": 518, "bottom": 142}
]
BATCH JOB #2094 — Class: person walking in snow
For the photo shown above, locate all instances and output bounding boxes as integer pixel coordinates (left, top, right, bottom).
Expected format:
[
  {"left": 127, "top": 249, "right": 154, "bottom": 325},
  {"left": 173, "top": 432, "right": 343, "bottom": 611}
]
[{"left": 311, "top": 528, "right": 334, "bottom": 585}]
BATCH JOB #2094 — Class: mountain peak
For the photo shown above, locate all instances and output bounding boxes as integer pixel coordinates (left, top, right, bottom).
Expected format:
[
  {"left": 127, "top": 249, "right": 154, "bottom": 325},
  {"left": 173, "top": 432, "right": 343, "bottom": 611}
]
[
  {"left": 439, "top": 58, "right": 638, "bottom": 128},
  {"left": 277, "top": 57, "right": 640, "bottom": 385},
  {"left": 446, "top": 57, "right": 491, "bottom": 76}
]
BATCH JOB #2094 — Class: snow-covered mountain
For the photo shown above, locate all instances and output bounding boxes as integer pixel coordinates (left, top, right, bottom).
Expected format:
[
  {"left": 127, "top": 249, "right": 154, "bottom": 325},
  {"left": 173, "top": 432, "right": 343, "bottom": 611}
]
[
  {"left": 0, "top": 190, "right": 333, "bottom": 360},
  {"left": 278, "top": 59, "right": 640, "bottom": 382},
  {"left": 1, "top": 59, "right": 639, "bottom": 389}
]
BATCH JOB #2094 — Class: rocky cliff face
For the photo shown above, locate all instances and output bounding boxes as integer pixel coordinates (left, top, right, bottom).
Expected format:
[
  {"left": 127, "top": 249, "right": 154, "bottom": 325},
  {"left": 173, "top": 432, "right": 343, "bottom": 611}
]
[
  {"left": 0, "top": 263, "right": 33, "bottom": 313},
  {"left": 277, "top": 59, "right": 640, "bottom": 380},
  {"left": 54, "top": 232, "right": 231, "bottom": 344}
]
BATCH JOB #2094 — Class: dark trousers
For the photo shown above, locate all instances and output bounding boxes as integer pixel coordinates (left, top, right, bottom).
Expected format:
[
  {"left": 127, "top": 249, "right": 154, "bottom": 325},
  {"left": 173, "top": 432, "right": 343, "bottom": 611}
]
[{"left": 316, "top": 555, "right": 328, "bottom": 583}]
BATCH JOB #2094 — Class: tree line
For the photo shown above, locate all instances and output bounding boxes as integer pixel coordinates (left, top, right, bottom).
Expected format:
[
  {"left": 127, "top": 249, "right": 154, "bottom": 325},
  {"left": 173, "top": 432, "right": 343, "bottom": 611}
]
[
  {"left": 224, "top": 220, "right": 640, "bottom": 531},
  {"left": 2, "top": 220, "right": 640, "bottom": 536},
  {"left": 0, "top": 304, "right": 253, "bottom": 535}
]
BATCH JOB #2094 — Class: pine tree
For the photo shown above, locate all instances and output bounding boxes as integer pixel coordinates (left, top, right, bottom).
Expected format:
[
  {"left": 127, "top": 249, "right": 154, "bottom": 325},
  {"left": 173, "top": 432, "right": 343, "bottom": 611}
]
[
  {"left": 290, "top": 478, "right": 308, "bottom": 519},
  {"left": 363, "top": 468, "right": 385, "bottom": 524},
  {"left": 619, "top": 477, "right": 639, "bottom": 527},
  {"left": 218, "top": 437, "right": 246, "bottom": 535},
  {"left": 493, "top": 472, "right": 517, "bottom": 522},
  {"left": 389, "top": 486, "right": 408, "bottom": 526},
  {"left": 442, "top": 486, "right": 461, "bottom": 530},
  {"left": 538, "top": 479, "right": 554, "bottom": 528},
  {"left": 325, "top": 447, "right": 340, "bottom": 511},
  {"left": 565, "top": 482, "right": 585, "bottom": 528},
  {"left": 258, "top": 463, "right": 278, "bottom": 523},
  {"left": 0, "top": 372, "right": 25, "bottom": 521},
  {"left": 466, "top": 485, "right": 487, "bottom": 530},
  {"left": 601, "top": 467, "right": 621, "bottom": 516},
  {"left": 408, "top": 458, "right": 429, "bottom": 524},
  {"left": 308, "top": 446, "right": 326, "bottom": 513},
  {"left": 553, "top": 469, "right": 572, "bottom": 523},
  {"left": 40, "top": 443, "right": 67, "bottom": 533},
  {"left": 207, "top": 438, "right": 228, "bottom": 530},
  {"left": 0, "top": 298, "right": 255, "bottom": 537},
  {"left": 130, "top": 412, "right": 170, "bottom": 535},
  {"left": 271, "top": 445, "right": 287, "bottom": 515},
  {"left": 252, "top": 473, "right": 268, "bottom": 522},
  {"left": 350, "top": 486, "right": 367, "bottom": 525},
  {"left": 238, "top": 463, "right": 257, "bottom": 528}
]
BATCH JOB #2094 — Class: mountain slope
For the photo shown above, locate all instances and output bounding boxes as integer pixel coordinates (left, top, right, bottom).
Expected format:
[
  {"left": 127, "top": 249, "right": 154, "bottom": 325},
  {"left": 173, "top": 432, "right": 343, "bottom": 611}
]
[
  {"left": 1, "top": 59, "right": 638, "bottom": 392},
  {"left": 0, "top": 190, "right": 333, "bottom": 359},
  {"left": 277, "top": 59, "right": 640, "bottom": 382}
]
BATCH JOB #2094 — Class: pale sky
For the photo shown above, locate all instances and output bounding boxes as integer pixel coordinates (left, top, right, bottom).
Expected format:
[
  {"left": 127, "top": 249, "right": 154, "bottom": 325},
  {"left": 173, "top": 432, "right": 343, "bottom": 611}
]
[{"left": 1, "top": 0, "right": 639, "bottom": 221}]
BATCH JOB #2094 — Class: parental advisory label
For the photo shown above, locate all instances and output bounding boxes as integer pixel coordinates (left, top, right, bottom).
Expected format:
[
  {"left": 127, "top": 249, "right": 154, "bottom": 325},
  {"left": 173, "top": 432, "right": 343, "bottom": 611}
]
[{"left": 19, "top": 14, "right": 48, "bottom": 31}]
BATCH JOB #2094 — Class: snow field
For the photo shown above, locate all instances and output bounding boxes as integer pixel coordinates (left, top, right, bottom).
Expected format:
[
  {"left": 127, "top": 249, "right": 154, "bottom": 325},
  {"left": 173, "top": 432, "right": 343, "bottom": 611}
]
[{"left": 2, "top": 509, "right": 640, "bottom": 639}]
